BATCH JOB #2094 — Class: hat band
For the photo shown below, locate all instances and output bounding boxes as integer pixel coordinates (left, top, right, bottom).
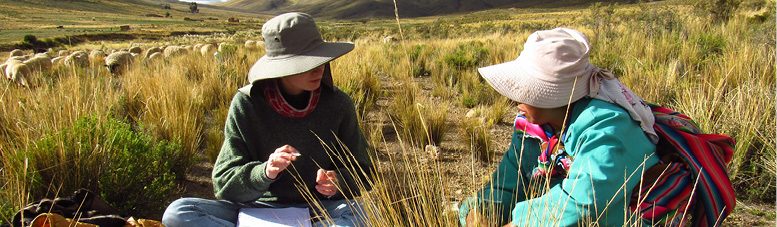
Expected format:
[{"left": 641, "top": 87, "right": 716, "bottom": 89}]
[{"left": 266, "top": 39, "right": 325, "bottom": 59}]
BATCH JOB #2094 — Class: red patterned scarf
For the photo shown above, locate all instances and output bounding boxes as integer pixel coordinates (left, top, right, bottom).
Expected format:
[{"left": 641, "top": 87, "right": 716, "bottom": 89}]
[{"left": 263, "top": 80, "right": 321, "bottom": 118}]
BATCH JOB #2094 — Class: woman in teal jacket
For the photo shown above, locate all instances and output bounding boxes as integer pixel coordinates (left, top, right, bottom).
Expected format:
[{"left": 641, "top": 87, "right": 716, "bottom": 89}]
[{"left": 460, "top": 28, "right": 661, "bottom": 226}]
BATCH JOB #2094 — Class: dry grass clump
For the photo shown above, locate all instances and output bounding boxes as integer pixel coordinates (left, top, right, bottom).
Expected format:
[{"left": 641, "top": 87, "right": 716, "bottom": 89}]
[{"left": 460, "top": 116, "right": 494, "bottom": 162}]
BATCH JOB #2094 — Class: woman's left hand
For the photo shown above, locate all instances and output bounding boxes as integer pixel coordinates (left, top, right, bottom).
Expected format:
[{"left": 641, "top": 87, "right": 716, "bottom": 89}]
[{"left": 315, "top": 169, "right": 338, "bottom": 197}]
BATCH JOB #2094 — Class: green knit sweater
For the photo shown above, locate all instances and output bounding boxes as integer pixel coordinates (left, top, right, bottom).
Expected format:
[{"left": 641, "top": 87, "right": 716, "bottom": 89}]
[{"left": 212, "top": 85, "right": 374, "bottom": 203}]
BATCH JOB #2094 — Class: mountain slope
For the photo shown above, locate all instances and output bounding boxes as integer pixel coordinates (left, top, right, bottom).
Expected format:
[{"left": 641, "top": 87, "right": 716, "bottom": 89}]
[{"left": 215, "top": 0, "right": 537, "bottom": 19}]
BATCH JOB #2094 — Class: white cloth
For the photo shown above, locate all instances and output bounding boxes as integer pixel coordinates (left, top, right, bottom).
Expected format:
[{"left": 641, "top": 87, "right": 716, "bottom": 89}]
[{"left": 588, "top": 67, "right": 658, "bottom": 144}]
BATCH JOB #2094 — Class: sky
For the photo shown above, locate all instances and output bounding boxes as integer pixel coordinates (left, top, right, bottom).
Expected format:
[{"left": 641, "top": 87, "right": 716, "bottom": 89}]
[{"left": 179, "top": 0, "right": 229, "bottom": 4}]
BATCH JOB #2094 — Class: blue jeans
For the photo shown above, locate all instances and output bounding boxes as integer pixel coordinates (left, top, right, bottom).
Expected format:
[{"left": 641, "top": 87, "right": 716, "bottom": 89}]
[{"left": 162, "top": 197, "right": 367, "bottom": 227}]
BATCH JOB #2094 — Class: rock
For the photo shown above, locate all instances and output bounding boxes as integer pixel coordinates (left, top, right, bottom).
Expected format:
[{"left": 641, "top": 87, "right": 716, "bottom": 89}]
[
  {"left": 425, "top": 144, "right": 440, "bottom": 160},
  {"left": 465, "top": 109, "right": 477, "bottom": 118}
]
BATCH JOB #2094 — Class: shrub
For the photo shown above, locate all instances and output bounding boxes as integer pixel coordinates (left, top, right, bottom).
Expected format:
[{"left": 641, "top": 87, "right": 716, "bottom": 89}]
[
  {"left": 460, "top": 96, "right": 477, "bottom": 108},
  {"left": 22, "top": 35, "right": 38, "bottom": 44},
  {"left": 711, "top": 0, "right": 743, "bottom": 22},
  {"left": 690, "top": 32, "right": 727, "bottom": 68},
  {"left": 442, "top": 41, "right": 489, "bottom": 70},
  {"left": 25, "top": 115, "right": 181, "bottom": 216}
]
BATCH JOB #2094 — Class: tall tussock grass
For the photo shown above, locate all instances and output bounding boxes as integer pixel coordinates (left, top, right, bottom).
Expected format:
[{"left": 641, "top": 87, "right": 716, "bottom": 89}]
[{"left": 1, "top": 0, "right": 774, "bottom": 224}]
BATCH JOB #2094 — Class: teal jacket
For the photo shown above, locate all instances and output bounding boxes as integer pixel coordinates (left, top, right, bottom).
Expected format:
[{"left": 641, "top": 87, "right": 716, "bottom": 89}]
[
  {"left": 212, "top": 85, "right": 374, "bottom": 204},
  {"left": 464, "top": 98, "right": 659, "bottom": 226}
]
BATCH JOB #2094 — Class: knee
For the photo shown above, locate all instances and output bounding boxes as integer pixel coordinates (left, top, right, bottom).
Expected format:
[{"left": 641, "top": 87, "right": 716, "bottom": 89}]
[{"left": 162, "top": 198, "right": 200, "bottom": 226}]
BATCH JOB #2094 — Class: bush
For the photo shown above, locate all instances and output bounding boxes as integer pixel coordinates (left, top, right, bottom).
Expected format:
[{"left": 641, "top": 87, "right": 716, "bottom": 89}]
[
  {"left": 25, "top": 115, "right": 182, "bottom": 216},
  {"left": 690, "top": 32, "right": 727, "bottom": 68},
  {"left": 443, "top": 41, "right": 489, "bottom": 70},
  {"left": 22, "top": 35, "right": 37, "bottom": 44},
  {"left": 694, "top": 0, "right": 743, "bottom": 22}
]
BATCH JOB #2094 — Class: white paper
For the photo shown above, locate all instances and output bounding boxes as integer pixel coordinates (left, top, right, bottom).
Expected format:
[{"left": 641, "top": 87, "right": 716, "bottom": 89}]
[{"left": 237, "top": 207, "right": 312, "bottom": 227}]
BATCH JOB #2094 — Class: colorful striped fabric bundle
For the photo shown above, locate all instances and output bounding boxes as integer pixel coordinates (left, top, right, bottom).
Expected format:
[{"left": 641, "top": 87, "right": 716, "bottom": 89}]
[{"left": 629, "top": 103, "right": 736, "bottom": 226}]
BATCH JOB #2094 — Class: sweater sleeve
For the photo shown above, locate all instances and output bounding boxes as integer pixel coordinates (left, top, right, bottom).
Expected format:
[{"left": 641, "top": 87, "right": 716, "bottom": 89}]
[
  {"left": 509, "top": 105, "right": 657, "bottom": 226},
  {"left": 212, "top": 93, "right": 276, "bottom": 203},
  {"left": 331, "top": 93, "right": 375, "bottom": 199}
]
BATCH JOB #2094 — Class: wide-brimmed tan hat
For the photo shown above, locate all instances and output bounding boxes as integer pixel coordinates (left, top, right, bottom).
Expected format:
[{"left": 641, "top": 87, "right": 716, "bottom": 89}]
[
  {"left": 247, "top": 12, "right": 354, "bottom": 84},
  {"left": 478, "top": 27, "right": 594, "bottom": 108}
]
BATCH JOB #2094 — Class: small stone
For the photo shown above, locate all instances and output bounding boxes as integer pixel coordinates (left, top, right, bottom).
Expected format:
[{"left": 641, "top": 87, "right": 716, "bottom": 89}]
[
  {"left": 465, "top": 109, "right": 477, "bottom": 118},
  {"left": 425, "top": 144, "right": 441, "bottom": 160}
]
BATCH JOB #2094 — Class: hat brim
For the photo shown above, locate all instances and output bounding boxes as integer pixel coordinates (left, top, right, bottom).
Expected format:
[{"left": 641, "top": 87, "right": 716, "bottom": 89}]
[
  {"left": 247, "top": 42, "right": 354, "bottom": 83},
  {"left": 478, "top": 60, "right": 589, "bottom": 109}
]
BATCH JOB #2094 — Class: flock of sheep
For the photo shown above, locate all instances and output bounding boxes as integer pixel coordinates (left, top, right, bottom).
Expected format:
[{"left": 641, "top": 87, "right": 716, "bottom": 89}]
[{"left": 0, "top": 39, "right": 264, "bottom": 87}]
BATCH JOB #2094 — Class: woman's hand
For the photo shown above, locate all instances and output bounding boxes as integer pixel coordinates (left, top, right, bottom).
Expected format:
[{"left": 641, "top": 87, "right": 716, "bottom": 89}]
[
  {"left": 466, "top": 210, "right": 485, "bottom": 227},
  {"left": 265, "top": 145, "right": 299, "bottom": 179},
  {"left": 315, "top": 169, "right": 338, "bottom": 197}
]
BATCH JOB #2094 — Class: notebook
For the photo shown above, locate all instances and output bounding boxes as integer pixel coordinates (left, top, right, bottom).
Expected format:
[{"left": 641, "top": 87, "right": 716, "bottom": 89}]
[{"left": 236, "top": 207, "right": 312, "bottom": 227}]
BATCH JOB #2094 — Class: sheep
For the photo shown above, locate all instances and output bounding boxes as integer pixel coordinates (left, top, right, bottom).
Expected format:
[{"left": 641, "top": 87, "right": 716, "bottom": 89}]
[
  {"left": 164, "top": 45, "right": 188, "bottom": 58},
  {"left": 23, "top": 55, "right": 53, "bottom": 73},
  {"left": 89, "top": 49, "right": 106, "bottom": 66},
  {"left": 200, "top": 44, "right": 216, "bottom": 56},
  {"left": 2, "top": 58, "right": 23, "bottom": 76},
  {"left": 33, "top": 52, "right": 51, "bottom": 59},
  {"left": 218, "top": 42, "right": 232, "bottom": 52},
  {"left": 57, "top": 50, "right": 69, "bottom": 57},
  {"left": 193, "top": 43, "right": 204, "bottom": 52},
  {"left": 245, "top": 40, "right": 258, "bottom": 51},
  {"left": 64, "top": 51, "right": 89, "bottom": 67},
  {"left": 0, "top": 58, "right": 19, "bottom": 79},
  {"left": 383, "top": 36, "right": 399, "bottom": 44},
  {"left": 5, "top": 61, "right": 31, "bottom": 87},
  {"left": 144, "top": 46, "right": 162, "bottom": 59},
  {"left": 51, "top": 56, "right": 64, "bottom": 66},
  {"left": 7, "top": 56, "right": 27, "bottom": 62},
  {"left": 128, "top": 46, "right": 143, "bottom": 55},
  {"left": 9, "top": 49, "right": 24, "bottom": 57},
  {"left": 104, "top": 51, "right": 134, "bottom": 75},
  {"left": 146, "top": 52, "right": 163, "bottom": 62}
]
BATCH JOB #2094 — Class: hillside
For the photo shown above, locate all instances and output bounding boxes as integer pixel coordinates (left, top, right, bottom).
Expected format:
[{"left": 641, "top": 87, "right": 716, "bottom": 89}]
[
  {"left": 0, "top": 0, "right": 266, "bottom": 47},
  {"left": 214, "top": 0, "right": 520, "bottom": 18},
  {"left": 214, "top": 0, "right": 636, "bottom": 18}
]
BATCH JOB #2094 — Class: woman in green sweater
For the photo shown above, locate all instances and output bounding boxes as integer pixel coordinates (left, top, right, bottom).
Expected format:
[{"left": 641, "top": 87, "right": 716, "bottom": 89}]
[
  {"left": 459, "top": 28, "right": 660, "bottom": 226},
  {"left": 163, "top": 12, "right": 374, "bottom": 227}
]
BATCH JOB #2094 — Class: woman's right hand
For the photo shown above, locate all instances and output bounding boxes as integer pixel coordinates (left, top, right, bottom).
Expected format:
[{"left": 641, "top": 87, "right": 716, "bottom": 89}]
[{"left": 265, "top": 145, "right": 299, "bottom": 179}]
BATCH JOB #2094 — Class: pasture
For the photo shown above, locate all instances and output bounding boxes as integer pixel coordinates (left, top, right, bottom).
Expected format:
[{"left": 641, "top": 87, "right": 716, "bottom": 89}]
[{"left": 0, "top": 0, "right": 774, "bottom": 226}]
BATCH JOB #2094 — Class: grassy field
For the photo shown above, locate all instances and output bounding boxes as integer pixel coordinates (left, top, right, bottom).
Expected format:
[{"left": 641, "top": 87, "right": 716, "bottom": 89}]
[
  {"left": 0, "top": 0, "right": 271, "bottom": 48},
  {"left": 0, "top": 0, "right": 774, "bottom": 226}
]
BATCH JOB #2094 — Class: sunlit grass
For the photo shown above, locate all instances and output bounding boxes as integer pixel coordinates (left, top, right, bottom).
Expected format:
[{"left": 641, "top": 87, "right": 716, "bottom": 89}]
[{"left": 0, "top": 0, "right": 774, "bottom": 224}]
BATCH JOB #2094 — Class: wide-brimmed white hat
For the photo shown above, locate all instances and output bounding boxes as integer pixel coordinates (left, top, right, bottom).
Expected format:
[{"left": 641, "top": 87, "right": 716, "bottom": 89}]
[
  {"left": 478, "top": 27, "right": 594, "bottom": 109},
  {"left": 247, "top": 12, "right": 354, "bottom": 84}
]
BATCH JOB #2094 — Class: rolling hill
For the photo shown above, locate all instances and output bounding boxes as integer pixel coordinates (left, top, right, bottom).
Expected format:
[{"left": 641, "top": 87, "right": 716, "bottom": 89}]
[
  {"left": 213, "top": 0, "right": 621, "bottom": 19},
  {"left": 0, "top": 0, "right": 268, "bottom": 46},
  {"left": 215, "top": 0, "right": 523, "bottom": 18}
]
